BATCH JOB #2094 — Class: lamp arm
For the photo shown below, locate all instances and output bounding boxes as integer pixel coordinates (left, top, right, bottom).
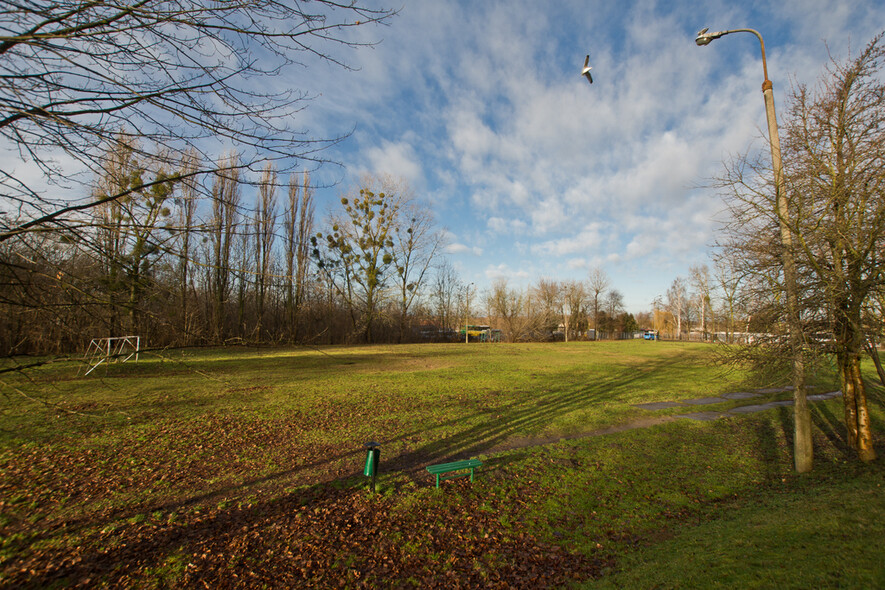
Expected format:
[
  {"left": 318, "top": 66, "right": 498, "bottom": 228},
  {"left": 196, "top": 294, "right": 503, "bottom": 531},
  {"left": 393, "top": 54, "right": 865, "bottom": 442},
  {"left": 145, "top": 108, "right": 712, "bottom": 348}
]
[{"left": 721, "top": 28, "right": 769, "bottom": 83}]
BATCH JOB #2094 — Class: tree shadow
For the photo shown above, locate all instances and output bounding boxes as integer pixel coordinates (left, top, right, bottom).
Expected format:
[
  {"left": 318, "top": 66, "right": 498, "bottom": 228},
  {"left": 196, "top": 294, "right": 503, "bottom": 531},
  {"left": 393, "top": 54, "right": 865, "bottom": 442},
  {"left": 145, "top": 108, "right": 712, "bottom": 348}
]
[
  {"left": 13, "top": 354, "right": 683, "bottom": 549},
  {"left": 8, "top": 346, "right": 820, "bottom": 585}
]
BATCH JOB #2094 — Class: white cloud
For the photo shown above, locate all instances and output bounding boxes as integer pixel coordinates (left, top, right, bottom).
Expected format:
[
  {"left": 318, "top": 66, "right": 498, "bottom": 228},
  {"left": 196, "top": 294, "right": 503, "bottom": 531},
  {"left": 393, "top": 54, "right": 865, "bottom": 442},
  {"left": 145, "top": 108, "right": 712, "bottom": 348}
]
[
  {"left": 484, "top": 263, "right": 530, "bottom": 282},
  {"left": 361, "top": 140, "right": 423, "bottom": 186},
  {"left": 487, "top": 216, "right": 528, "bottom": 233},
  {"left": 446, "top": 243, "right": 483, "bottom": 256},
  {"left": 532, "top": 223, "right": 606, "bottom": 257}
]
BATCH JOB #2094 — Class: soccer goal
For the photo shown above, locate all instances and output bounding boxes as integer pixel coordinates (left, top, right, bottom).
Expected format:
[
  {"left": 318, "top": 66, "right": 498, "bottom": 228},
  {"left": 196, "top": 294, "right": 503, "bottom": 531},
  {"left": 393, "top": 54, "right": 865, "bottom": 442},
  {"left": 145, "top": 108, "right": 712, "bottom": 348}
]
[{"left": 81, "top": 336, "right": 141, "bottom": 376}]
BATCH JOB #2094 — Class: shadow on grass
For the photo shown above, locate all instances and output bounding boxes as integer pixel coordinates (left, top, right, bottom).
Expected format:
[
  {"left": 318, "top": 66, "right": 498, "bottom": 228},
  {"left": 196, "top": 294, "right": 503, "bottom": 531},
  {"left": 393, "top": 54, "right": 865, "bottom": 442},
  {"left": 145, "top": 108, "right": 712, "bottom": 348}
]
[
  {"left": 375, "top": 354, "right": 690, "bottom": 475},
  {"left": 771, "top": 398, "right": 858, "bottom": 464},
  {"left": 12, "top": 380, "right": 883, "bottom": 588},
  {"left": 7, "top": 345, "right": 832, "bottom": 586},
  {"left": 7, "top": 354, "right": 687, "bottom": 549}
]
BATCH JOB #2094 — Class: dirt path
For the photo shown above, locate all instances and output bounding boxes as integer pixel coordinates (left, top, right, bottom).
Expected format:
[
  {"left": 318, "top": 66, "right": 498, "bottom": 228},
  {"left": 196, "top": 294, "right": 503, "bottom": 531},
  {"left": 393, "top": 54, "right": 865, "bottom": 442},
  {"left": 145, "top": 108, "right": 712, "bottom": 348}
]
[{"left": 476, "top": 388, "right": 843, "bottom": 458}]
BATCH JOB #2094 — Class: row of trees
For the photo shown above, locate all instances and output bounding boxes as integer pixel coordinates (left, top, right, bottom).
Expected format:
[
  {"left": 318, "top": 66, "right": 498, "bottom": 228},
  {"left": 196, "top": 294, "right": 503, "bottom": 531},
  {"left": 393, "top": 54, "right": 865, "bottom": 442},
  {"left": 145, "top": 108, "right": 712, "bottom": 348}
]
[
  {"left": 426, "top": 269, "right": 638, "bottom": 344},
  {"left": 3, "top": 169, "right": 648, "bottom": 351},
  {"left": 0, "top": 142, "right": 458, "bottom": 352},
  {"left": 652, "top": 261, "right": 753, "bottom": 343}
]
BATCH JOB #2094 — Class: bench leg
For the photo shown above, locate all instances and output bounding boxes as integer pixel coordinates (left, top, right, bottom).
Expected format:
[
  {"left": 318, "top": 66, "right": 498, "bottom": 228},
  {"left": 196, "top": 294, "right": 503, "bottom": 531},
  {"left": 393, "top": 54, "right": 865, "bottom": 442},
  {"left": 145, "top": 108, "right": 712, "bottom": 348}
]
[
  {"left": 435, "top": 474, "right": 440, "bottom": 489},
  {"left": 469, "top": 468, "right": 474, "bottom": 483}
]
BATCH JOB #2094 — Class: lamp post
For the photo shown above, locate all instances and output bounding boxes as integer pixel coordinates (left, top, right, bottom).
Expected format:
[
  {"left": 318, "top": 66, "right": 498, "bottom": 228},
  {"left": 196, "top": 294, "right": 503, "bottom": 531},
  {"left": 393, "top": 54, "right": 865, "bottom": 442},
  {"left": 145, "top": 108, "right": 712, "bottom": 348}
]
[{"left": 696, "top": 27, "right": 812, "bottom": 473}]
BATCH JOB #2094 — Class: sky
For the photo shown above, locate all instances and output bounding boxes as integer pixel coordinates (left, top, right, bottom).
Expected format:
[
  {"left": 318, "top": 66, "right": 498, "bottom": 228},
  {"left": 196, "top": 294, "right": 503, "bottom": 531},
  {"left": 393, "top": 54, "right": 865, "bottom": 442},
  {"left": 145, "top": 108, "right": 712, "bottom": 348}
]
[
  {"left": 3, "top": 0, "right": 883, "bottom": 315},
  {"left": 290, "top": 0, "right": 885, "bottom": 314}
]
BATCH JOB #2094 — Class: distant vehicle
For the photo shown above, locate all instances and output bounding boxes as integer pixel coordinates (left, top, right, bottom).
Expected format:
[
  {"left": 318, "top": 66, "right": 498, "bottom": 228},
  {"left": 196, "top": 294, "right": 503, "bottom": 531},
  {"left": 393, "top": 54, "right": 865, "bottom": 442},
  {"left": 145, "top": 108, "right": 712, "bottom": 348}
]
[
  {"left": 642, "top": 330, "right": 658, "bottom": 341},
  {"left": 460, "top": 325, "right": 502, "bottom": 342}
]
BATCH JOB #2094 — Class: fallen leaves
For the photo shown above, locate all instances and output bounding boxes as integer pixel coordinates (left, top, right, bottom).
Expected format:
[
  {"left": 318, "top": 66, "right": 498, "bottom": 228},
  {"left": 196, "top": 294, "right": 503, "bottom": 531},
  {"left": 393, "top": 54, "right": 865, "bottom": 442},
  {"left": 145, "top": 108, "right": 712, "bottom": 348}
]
[
  {"left": 2, "top": 475, "right": 606, "bottom": 588},
  {"left": 1, "top": 406, "right": 614, "bottom": 588}
]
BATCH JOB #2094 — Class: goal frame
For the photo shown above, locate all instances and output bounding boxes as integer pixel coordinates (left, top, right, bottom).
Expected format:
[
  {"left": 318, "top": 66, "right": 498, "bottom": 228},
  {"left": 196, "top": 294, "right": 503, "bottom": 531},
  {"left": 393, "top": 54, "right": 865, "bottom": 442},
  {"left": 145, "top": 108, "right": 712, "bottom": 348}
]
[{"left": 81, "top": 336, "right": 141, "bottom": 376}]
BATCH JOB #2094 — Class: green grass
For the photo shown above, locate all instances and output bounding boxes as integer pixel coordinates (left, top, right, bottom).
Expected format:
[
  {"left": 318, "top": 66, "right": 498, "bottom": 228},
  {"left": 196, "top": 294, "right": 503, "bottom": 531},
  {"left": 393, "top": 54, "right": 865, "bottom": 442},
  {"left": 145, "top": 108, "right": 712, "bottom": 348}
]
[
  {"left": 0, "top": 341, "right": 837, "bottom": 442},
  {"left": 1, "top": 341, "right": 882, "bottom": 587},
  {"left": 583, "top": 460, "right": 885, "bottom": 589}
]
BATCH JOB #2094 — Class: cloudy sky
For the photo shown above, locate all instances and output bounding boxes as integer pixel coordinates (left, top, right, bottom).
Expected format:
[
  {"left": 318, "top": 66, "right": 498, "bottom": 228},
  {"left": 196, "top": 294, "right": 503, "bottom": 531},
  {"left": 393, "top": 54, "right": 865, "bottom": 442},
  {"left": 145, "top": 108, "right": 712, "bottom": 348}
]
[
  {"left": 287, "top": 0, "right": 884, "bottom": 313},
  {"left": 9, "top": 0, "right": 878, "bottom": 314}
]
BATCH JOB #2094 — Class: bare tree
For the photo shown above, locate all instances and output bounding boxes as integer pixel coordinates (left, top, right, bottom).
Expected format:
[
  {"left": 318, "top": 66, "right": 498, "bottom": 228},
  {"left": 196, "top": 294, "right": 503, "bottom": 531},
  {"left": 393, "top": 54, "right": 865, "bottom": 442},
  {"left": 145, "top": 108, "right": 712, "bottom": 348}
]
[
  {"left": 175, "top": 150, "right": 200, "bottom": 344},
  {"left": 562, "top": 280, "right": 588, "bottom": 341},
  {"left": 718, "top": 34, "right": 885, "bottom": 463},
  {"left": 283, "top": 171, "right": 314, "bottom": 342},
  {"left": 534, "top": 278, "right": 562, "bottom": 336},
  {"left": 587, "top": 267, "right": 610, "bottom": 341},
  {"left": 431, "top": 260, "right": 461, "bottom": 336},
  {"left": 390, "top": 184, "right": 444, "bottom": 343},
  {"left": 690, "top": 264, "right": 712, "bottom": 341},
  {"left": 605, "top": 289, "right": 625, "bottom": 337},
  {"left": 206, "top": 155, "right": 241, "bottom": 342},
  {"left": 780, "top": 35, "right": 885, "bottom": 462},
  {"left": 667, "top": 278, "right": 687, "bottom": 340},
  {"left": 0, "top": 2, "right": 395, "bottom": 242},
  {"left": 712, "top": 254, "right": 745, "bottom": 343},
  {"left": 253, "top": 163, "right": 278, "bottom": 340},
  {"left": 234, "top": 215, "right": 253, "bottom": 338}
]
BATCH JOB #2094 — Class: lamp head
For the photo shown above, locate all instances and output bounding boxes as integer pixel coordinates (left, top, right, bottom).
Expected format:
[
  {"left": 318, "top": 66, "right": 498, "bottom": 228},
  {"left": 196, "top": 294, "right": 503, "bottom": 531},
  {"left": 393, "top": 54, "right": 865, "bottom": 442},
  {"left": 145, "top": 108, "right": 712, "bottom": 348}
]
[{"left": 695, "top": 27, "right": 725, "bottom": 46}]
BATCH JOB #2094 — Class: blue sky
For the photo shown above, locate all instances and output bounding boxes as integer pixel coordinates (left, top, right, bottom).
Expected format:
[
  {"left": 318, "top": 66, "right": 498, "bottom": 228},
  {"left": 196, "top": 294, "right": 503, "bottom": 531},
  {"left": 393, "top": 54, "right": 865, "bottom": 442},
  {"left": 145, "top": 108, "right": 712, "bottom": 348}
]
[
  {"left": 6, "top": 0, "right": 881, "bottom": 314},
  {"left": 289, "top": 0, "right": 885, "bottom": 313}
]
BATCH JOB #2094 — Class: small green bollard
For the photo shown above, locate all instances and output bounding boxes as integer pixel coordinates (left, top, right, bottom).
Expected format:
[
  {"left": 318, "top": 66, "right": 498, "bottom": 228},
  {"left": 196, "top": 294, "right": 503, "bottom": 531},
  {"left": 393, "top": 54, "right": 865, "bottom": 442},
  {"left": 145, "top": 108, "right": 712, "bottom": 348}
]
[{"left": 363, "top": 442, "right": 380, "bottom": 493}]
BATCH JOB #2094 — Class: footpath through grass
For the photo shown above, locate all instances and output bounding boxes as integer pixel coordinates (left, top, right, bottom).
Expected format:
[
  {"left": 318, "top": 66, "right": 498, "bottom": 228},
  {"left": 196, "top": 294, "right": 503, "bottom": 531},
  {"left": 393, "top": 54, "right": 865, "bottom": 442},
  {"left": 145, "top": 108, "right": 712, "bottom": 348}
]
[{"left": 1, "top": 341, "right": 883, "bottom": 587}]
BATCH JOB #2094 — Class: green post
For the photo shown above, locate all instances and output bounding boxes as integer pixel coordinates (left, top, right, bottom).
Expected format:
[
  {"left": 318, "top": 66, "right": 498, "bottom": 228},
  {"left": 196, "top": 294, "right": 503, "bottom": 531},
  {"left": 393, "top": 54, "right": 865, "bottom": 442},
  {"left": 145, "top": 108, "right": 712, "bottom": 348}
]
[{"left": 363, "top": 441, "right": 380, "bottom": 493}]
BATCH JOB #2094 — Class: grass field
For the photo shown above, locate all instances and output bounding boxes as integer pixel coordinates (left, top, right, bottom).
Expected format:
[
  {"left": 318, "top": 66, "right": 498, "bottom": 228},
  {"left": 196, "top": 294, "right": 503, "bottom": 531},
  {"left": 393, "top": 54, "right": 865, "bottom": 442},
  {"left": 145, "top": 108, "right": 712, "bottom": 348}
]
[{"left": 1, "top": 341, "right": 883, "bottom": 588}]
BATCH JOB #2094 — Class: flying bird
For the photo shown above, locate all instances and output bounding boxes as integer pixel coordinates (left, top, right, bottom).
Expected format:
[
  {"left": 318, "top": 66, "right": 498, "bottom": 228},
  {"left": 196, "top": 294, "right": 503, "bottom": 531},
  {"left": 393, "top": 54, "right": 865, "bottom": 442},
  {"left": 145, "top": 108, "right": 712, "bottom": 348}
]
[{"left": 581, "top": 54, "right": 593, "bottom": 84}]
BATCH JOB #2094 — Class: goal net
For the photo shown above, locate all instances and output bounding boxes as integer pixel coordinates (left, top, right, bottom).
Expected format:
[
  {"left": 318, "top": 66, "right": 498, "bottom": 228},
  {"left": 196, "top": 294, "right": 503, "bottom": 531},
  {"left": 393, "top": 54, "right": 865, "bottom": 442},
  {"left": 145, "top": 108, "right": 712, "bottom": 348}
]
[{"left": 81, "top": 336, "right": 141, "bottom": 376}]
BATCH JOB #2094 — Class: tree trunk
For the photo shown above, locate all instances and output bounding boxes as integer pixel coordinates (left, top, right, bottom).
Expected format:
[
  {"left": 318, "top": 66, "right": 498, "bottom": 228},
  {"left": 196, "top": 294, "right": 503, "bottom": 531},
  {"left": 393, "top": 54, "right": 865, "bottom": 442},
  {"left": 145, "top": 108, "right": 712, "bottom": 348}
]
[
  {"left": 700, "top": 296, "right": 706, "bottom": 341},
  {"left": 838, "top": 350, "right": 877, "bottom": 461},
  {"left": 833, "top": 297, "right": 876, "bottom": 461}
]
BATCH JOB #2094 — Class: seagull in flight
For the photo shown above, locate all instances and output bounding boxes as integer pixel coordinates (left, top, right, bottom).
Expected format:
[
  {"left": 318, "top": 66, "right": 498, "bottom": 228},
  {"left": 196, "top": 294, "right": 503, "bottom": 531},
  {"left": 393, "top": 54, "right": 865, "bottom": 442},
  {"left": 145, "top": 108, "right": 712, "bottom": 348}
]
[{"left": 581, "top": 54, "right": 593, "bottom": 84}]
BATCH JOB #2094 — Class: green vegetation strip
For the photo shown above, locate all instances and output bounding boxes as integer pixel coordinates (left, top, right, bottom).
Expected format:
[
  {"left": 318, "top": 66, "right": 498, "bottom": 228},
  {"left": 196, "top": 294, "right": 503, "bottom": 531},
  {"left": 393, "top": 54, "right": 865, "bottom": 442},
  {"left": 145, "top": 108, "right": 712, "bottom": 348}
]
[{"left": 1, "top": 342, "right": 883, "bottom": 587}]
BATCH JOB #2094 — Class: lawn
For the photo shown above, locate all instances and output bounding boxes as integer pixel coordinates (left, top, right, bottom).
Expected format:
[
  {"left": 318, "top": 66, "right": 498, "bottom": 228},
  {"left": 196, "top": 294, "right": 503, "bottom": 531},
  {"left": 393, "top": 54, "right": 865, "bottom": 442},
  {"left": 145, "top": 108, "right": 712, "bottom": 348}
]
[{"left": 1, "top": 341, "right": 883, "bottom": 587}]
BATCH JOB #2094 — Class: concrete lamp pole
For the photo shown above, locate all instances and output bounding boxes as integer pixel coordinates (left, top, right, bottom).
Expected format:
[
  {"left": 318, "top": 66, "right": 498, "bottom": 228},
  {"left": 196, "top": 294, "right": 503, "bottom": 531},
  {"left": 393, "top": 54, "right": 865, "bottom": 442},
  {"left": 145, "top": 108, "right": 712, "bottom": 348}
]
[{"left": 695, "top": 27, "right": 812, "bottom": 473}]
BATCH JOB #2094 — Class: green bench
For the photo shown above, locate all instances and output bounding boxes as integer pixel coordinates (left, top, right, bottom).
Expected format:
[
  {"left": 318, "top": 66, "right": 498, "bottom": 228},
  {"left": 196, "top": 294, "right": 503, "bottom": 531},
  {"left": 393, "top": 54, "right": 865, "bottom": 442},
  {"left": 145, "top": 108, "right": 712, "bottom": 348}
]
[{"left": 426, "top": 458, "right": 483, "bottom": 488}]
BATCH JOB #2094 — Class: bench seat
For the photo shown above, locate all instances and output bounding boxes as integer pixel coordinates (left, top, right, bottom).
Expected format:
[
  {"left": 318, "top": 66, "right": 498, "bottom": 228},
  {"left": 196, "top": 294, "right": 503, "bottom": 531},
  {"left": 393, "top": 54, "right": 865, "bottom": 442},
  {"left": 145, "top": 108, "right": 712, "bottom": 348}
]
[{"left": 426, "top": 458, "right": 483, "bottom": 488}]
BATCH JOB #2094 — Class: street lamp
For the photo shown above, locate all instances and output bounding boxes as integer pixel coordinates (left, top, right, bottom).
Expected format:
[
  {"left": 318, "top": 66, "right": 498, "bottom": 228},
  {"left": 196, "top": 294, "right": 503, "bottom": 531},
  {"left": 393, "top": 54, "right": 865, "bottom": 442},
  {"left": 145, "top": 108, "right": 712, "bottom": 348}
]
[{"left": 696, "top": 27, "right": 811, "bottom": 473}]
